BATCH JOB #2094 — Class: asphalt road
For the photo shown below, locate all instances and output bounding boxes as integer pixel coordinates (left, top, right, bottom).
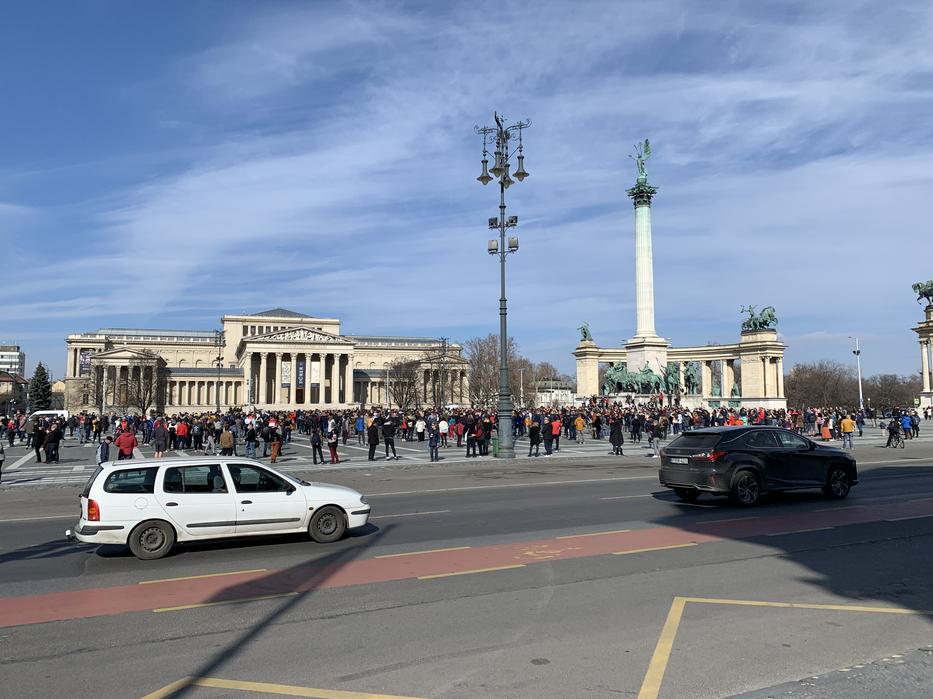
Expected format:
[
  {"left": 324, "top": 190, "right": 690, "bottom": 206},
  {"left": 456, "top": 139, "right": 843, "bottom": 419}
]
[{"left": 1, "top": 437, "right": 933, "bottom": 698}]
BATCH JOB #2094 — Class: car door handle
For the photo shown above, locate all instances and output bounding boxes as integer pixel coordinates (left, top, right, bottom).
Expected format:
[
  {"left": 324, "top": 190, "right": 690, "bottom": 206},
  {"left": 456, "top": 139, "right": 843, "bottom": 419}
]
[
  {"left": 165, "top": 502, "right": 178, "bottom": 507},
  {"left": 241, "top": 500, "right": 252, "bottom": 504}
]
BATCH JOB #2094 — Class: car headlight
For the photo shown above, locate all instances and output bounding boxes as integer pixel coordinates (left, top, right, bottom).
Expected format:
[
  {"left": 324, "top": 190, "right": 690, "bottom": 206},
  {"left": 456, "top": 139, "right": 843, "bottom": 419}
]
[{"left": 359, "top": 495, "right": 368, "bottom": 505}]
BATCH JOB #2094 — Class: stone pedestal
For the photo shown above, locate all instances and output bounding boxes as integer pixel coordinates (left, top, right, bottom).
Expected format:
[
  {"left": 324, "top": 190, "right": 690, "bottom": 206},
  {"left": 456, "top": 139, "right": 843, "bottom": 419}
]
[
  {"left": 574, "top": 340, "right": 601, "bottom": 396},
  {"left": 623, "top": 335, "right": 670, "bottom": 377},
  {"left": 913, "top": 305, "right": 933, "bottom": 409},
  {"left": 737, "top": 329, "right": 787, "bottom": 409}
]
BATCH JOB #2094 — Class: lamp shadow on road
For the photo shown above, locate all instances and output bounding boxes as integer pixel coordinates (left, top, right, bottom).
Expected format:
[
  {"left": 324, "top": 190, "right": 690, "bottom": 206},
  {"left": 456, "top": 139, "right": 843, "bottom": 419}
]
[
  {"left": 649, "top": 463, "right": 933, "bottom": 622},
  {"left": 158, "top": 522, "right": 393, "bottom": 699}
]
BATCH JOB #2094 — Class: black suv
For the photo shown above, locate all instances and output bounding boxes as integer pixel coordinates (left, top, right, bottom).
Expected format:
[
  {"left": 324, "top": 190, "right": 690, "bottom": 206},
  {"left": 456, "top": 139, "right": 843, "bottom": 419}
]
[{"left": 659, "top": 426, "right": 858, "bottom": 506}]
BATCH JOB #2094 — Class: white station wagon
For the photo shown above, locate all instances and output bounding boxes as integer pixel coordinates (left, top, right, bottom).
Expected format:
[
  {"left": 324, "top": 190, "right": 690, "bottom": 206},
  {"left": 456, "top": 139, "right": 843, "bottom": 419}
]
[{"left": 66, "top": 457, "right": 371, "bottom": 559}]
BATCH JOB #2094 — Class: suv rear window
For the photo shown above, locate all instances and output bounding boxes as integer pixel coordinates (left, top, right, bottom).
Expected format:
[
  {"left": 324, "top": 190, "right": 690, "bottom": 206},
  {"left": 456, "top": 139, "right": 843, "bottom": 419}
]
[
  {"left": 667, "top": 433, "right": 721, "bottom": 450},
  {"left": 103, "top": 467, "right": 158, "bottom": 494}
]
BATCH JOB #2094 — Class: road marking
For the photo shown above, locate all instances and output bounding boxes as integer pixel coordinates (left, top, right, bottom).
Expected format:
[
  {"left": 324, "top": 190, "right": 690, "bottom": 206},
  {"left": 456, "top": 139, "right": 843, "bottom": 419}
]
[
  {"left": 612, "top": 543, "right": 697, "bottom": 556},
  {"left": 0, "top": 514, "right": 75, "bottom": 523},
  {"left": 71, "top": 463, "right": 85, "bottom": 472},
  {"left": 637, "top": 596, "right": 926, "bottom": 699},
  {"left": 141, "top": 676, "right": 427, "bottom": 699},
  {"left": 140, "top": 568, "right": 267, "bottom": 585},
  {"left": 369, "top": 509, "right": 450, "bottom": 520},
  {"left": 376, "top": 546, "right": 472, "bottom": 559},
  {"left": 152, "top": 591, "right": 297, "bottom": 613},
  {"left": 765, "top": 526, "right": 835, "bottom": 536},
  {"left": 637, "top": 596, "right": 687, "bottom": 699},
  {"left": 885, "top": 514, "right": 933, "bottom": 522},
  {"left": 5, "top": 452, "right": 36, "bottom": 471},
  {"left": 697, "top": 516, "right": 760, "bottom": 524},
  {"left": 600, "top": 494, "right": 652, "bottom": 500},
  {"left": 418, "top": 564, "right": 526, "bottom": 580},
  {"left": 812, "top": 505, "right": 867, "bottom": 512},
  {"left": 369, "top": 475, "right": 655, "bottom": 497},
  {"left": 556, "top": 529, "right": 632, "bottom": 539},
  {"left": 133, "top": 447, "right": 145, "bottom": 459}
]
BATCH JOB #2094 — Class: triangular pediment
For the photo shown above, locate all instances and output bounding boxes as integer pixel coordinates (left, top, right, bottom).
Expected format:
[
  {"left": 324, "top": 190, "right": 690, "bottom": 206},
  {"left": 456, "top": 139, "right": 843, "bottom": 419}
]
[
  {"left": 91, "top": 347, "right": 162, "bottom": 361},
  {"left": 247, "top": 327, "right": 353, "bottom": 345}
]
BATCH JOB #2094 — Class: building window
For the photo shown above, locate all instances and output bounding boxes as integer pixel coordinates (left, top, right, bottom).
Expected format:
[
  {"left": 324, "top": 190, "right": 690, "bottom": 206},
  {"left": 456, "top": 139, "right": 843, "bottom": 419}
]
[{"left": 242, "top": 325, "right": 248, "bottom": 336}]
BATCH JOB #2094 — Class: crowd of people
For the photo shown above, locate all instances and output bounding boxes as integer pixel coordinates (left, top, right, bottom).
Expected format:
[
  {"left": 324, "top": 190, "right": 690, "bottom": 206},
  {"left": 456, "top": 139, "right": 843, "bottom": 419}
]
[{"left": 0, "top": 400, "right": 927, "bottom": 477}]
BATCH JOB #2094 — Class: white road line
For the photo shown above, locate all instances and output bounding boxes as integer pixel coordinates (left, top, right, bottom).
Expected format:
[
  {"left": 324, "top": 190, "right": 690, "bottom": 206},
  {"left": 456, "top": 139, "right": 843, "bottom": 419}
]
[
  {"left": 72, "top": 463, "right": 86, "bottom": 472},
  {"left": 369, "top": 509, "right": 451, "bottom": 519},
  {"left": 5, "top": 452, "right": 37, "bottom": 471},
  {"left": 368, "top": 475, "right": 656, "bottom": 497},
  {"left": 600, "top": 494, "right": 652, "bottom": 500},
  {"left": 0, "top": 514, "right": 75, "bottom": 523}
]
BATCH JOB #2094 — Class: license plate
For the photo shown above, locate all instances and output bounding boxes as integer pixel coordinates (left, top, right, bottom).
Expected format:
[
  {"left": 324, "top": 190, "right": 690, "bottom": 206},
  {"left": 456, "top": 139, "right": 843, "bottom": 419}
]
[{"left": 670, "top": 457, "right": 689, "bottom": 465}]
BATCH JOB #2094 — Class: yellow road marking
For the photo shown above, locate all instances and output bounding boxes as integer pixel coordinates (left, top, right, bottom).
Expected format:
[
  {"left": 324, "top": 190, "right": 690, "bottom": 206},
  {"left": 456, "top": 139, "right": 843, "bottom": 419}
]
[
  {"left": 139, "top": 568, "right": 267, "bottom": 585},
  {"left": 637, "top": 596, "right": 687, "bottom": 699},
  {"left": 556, "top": 528, "right": 632, "bottom": 539},
  {"left": 612, "top": 543, "right": 697, "bottom": 556},
  {"left": 141, "top": 676, "right": 427, "bottom": 699},
  {"left": 764, "top": 526, "right": 834, "bottom": 537},
  {"left": 152, "top": 592, "right": 297, "bottom": 613},
  {"left": 375, "top": 546, "right": 471, "bottom": 558},
  {"left": 418, "top": 564, "right": 526, "bottom": 580},
  {"left": 886, "top": 513, "right": 933, "bottom": 522},
  {"left": 636, "top": 596, "right": 926, "bottom": 699}
]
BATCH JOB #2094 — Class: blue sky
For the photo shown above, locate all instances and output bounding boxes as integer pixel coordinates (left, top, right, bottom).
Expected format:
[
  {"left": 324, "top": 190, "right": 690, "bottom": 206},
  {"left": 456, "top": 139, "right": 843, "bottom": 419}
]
[{"left": 2, "top": 1, "right": 932, "bottom": 381}]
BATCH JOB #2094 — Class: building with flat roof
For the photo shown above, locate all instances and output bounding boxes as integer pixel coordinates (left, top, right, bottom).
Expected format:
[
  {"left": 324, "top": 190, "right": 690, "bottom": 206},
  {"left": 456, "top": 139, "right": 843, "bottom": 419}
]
[
  {"left": 0, "top": 345, "right": 25, "bottom": 377},
  {"left": 64, "top": 308, "right": 468, "bottom": 414}
]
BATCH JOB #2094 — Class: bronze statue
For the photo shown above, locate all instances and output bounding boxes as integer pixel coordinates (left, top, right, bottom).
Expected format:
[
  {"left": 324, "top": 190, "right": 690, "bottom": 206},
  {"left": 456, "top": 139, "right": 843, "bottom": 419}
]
[
  {"left": 683, "top": 362, "right": 700, "bottom": 395},
  {"left": 577, "top": 322, "right": 593, "bottom": 342},
  {"left": 740, "top": 305, "right": 778, "bottom": 331},
  {"left": 629, "top": 139, "right": 651, "bottom": 182},
  {"left": 912, "top": 280, "right": 933, "bottom": 305}
]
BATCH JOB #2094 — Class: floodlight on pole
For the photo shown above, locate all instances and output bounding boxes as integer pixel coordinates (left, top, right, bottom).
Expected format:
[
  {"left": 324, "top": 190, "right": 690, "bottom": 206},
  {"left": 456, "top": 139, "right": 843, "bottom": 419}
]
[{"left": 848, "top": 336, "right": 864, "bottom": 411}]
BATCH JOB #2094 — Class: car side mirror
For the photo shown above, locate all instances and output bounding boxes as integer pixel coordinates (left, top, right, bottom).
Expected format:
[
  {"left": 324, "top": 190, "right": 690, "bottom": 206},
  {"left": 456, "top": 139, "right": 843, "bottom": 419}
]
[{"left": 285, "top": 484, "right": 296, "bottom": 494}]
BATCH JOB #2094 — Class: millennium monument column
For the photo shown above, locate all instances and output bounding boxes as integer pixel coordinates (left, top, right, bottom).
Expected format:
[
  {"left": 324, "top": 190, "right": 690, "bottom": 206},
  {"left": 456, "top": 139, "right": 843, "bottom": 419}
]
[
  {"left": 624, "top": 139, "right": 669, "bottom": 374},
  {"left": 912, "top": 280, "right": 933, "bottom": 409}
]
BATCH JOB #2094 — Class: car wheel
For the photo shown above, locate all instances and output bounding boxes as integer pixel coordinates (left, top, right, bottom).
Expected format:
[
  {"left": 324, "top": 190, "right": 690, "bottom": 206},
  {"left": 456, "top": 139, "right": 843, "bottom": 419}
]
[
  {"left": 309, "top": 506, "right": 346, "bottom": 543},
  {"left": 128, "top": 520, "right": 175, "bottom": 560},
  {"left": 729, "top": 470, "right": 761, "bottom": 507},
  {"left": 822, "top": 466, "right": 851, "bottom": 500},
  {"left": 673, "top": 487, "right": 701, "bottom": 502}
]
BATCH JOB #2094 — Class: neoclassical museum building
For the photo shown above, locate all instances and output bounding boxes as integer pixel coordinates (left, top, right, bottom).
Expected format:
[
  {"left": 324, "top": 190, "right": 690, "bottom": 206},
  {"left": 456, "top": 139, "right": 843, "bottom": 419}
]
[{"left": 63, "top": 309, "right": 468, "bottom": 414}]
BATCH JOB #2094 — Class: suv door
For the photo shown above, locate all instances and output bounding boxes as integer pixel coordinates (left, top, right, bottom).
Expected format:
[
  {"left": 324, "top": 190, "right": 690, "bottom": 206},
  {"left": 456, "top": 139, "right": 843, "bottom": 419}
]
[
  {"left": 225, "top": 463, "right": 308, "bottom": 534},
  {"left": 772, "top": 431, "right": 823, "bottom": 484},
  {"left": 155, "top": 464, "right": 237, "bottom": 537},
  {"left": 742, "top": 430, "right": 785, "bottom": 487}
]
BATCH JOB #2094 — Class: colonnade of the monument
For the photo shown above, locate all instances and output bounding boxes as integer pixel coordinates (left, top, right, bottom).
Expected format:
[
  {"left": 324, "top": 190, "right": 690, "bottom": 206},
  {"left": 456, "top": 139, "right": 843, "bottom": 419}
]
[{"left": 244, "top": 351, "right": 353, "bottom": 407}]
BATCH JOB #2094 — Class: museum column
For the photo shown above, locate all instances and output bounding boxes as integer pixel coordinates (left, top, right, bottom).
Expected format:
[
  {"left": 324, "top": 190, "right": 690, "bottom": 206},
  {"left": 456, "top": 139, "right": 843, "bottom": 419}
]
[
  {"left": 345, "top": 355, "right": 354, "bottom": 405},
  {"left": 273, "top": 353, "right": 283, "bottom": 405},
  {"left": 290, "top": 354, "right": 297, "bottom": 406},
  {"left": 258, "top": 352, "right": 268, "bottom": 405},
  {"left": 921, "top": 341, "right": 931, "bottom": 393}
]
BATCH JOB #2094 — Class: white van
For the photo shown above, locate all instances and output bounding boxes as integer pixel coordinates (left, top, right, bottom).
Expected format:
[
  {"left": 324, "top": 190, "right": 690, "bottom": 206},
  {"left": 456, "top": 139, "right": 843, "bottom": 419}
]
[{"left": 27, "top": 410, "right": 69, "bottom": 425}]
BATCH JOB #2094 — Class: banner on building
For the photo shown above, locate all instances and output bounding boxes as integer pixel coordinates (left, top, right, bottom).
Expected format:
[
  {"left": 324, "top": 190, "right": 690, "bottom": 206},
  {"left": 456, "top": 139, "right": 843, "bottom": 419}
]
[
  {"left": 296, "top": 361, "right": 305, "bottom": 388},
  {"left": 310, "top": 360, "right": 320, "bottom": 384},
  {"left": 79, "top": 349, "right": 93, "bottom": 376},
  {"left": 246, "top": 377, "right": 253, "bottom": 404},
  {"left": 281, "top": 362, "right": 292, "bottom": 388}
]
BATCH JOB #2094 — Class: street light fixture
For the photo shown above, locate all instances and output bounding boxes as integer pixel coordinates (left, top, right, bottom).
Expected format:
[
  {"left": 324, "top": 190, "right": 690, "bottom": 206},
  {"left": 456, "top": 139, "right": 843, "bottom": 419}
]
[
  {"left": 214, "top": 330, "right": 225, "bottom": 415},
  {"left": 849, "top": 336, "right": 864, "bottom": 412},
  {"left": 475, "top": 112, "right": 531, "bottom": 459}
]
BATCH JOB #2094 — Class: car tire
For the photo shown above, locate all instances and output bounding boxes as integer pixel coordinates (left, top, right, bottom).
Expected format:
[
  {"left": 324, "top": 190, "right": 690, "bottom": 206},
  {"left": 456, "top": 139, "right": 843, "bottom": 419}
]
[
  {"left": 729, "top": 469, "right": 761, "bottom": 507},
  {"left": 822, "top": 466, "right": 851, "bottom": 500},
  {"left": 309, "top": 506, "right": 346, "bottom": 543},
  {"left": 673, "top": 487, "right": 701, "bottom": 502},
  {"left": 128, "top": 520, "right": 175, "bottom": 560}
]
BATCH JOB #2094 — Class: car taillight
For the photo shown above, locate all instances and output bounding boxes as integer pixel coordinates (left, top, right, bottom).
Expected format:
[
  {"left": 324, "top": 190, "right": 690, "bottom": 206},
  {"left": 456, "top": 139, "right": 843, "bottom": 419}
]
[
  {"left": 87, "top": 499, "right": 100, "bottom": 521},
  {"left": 696, "top": 450, "right": 727, "bottom": 462}
]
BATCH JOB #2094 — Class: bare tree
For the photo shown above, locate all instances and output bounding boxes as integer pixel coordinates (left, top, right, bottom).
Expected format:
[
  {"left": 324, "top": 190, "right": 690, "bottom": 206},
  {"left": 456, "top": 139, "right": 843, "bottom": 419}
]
[
  {"left": 463, "top": 333, "right": 525, "bottom": 406},
  {"left": 126, "top": 360, "right": 168, "bottom": 415},
  {"left": 863, "top": 373, "right": 922, "bottom": 410},
  {"left": 387, "top": 359, "right": 421, "bottom": 411},
  {"left": 785, "top": 361, "right": 858, "bottom": 408}
]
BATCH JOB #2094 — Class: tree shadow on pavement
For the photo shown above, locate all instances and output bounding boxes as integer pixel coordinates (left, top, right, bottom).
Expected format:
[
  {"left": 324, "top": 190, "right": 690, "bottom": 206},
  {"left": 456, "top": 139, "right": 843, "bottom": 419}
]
[{"left": 160, "top": 522, "right": 393, "bottom": 698}]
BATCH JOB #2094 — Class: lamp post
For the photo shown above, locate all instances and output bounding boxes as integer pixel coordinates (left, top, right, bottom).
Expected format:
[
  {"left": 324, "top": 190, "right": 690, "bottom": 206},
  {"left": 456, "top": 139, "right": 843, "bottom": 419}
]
[
  {"left": 849, "top": 336, "right": 864, "bottom": 411},
  {"left": 214, "top": 330, "right": 225, "bottom": 415},
  {"left": 475, "top": 112, "right": 530, "bottom": 459}
]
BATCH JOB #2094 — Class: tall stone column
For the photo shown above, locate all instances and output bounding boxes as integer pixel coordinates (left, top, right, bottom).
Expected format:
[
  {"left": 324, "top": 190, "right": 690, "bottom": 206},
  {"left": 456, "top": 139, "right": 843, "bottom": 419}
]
[
  {"left": 701, "top": 362, "right": 712, "bottom": 398},
  {"left": 632, "top": 185, "right": 658, "bottom": 338},
  {"left": 776, "top": 357, "right": 785, "bottom": 398},
  {"left": 921, "top": 341, "right": 931, "bottom": 393},
  {"left": 259, "top": 352, "right": 268, "bottom": 405},
  {"left": 345, "top": 355, "right": 354, "bottom": 405},
  {"left": 289, "top": 353, "right": 297, "bottom": 406},
  {"left": 274, "top": 353, "right": 283, "bottom": 406},
  {"left": 303, "top": 354, "right": 311, "bottom": 405}
]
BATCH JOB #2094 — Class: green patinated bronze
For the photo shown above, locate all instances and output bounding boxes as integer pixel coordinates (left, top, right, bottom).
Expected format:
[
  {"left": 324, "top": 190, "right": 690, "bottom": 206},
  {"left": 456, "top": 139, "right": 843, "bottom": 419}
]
[
  {"left": 603, "top": 362, "right": 663, "bottom": 395},
  {"left": 626, "top": 138, "right": 658, "bottom": 206},
  {"left": 577, "top": 322, "right": 593, "bottom": 342},
  {"left": 740, "top": 305, "right": 778, "bottom": 331},
  {"left": 683, "top": 362, "right": 701, "bottom": 395},
  {"left": 912, "top": 280, "right": 933, "bottom": 305}
]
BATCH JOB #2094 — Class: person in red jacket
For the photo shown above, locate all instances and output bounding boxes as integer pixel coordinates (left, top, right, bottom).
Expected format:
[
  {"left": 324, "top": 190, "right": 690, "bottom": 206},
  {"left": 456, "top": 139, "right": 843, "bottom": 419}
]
[{"left": 114, "top": 429, "right": 138, "bottom": 460}]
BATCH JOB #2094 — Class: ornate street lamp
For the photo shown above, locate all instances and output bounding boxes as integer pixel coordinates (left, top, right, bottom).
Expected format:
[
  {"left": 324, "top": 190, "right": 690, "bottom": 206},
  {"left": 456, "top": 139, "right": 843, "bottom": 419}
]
[{"left": 475, "top": 113, "right": 531, "bottom": 459}]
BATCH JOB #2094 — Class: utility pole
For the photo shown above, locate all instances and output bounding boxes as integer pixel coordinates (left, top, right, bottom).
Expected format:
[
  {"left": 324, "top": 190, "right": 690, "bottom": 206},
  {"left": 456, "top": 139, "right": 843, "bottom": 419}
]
[
  {"left": 439, "top": 337, "right": 448, "bottom": 408},
  {"left": 849, "top": 336, "right": 864, "bottom": 411}
]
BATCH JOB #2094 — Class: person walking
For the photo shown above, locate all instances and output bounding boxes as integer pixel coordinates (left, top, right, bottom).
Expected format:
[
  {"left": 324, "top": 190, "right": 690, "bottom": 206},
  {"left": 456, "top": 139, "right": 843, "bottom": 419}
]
[
  {"left": 0, "top": 441, "right": 5, "bottom": 484},
  {"left": 528, "top": 420, "right": 541, "bottom": 457},
  {"left": 327, "top": 429, "right": 340, "bottom": 464},
  {"left": 115, "top": 428, "right": 137, "bottom": 460},
  {"left": 244, "top": 423, "right": 257, "bottom": 458},
  {"left": 367, "top": 419, "right": 380, "bottom": 461},
  {"left": 96, "top": 435, "right": 112, "bottom": 466},
  {"left": 219, "top": 426, "right": 235, "bottom": 456},
  {"left": 382, "top": 415, "right": 398, "bottom": 460},
  {"left": 269, "top": 425, "right": 282, "bottom": 463},
  {"left": 415, "top": 417, "right": 426, "bottom": 442},
  {"left": 44, "top": 423, "right": 63, "bottom": 463},
  {"left": 574, "top": 414, "right": 586, "bottom": 444},
  {"left": 439, "top": 417, "right": 449, "bottom": 448},
  {"left": 551, "top": 417, "right": 561, "bottom": 452},
  {"left": 33, "top": 421, "right": 47, "bottom": 463},
  {"left": 311, "top": 427, "right": 325, "bottom": 465},
  {"left": 356, "top": 414, "right": 365, "bottom": 445},
  {"left": 151, "top": 420, "right": 169, "bottom": 458},
  {"left": 428, "top": 427, "right": 440, "bottom": 462},
  {"left": 609, "top": 418, "right": 625, "bottom": 456},
  {"left": 840, "top": 414, "right": 856, "bottom": 450}
]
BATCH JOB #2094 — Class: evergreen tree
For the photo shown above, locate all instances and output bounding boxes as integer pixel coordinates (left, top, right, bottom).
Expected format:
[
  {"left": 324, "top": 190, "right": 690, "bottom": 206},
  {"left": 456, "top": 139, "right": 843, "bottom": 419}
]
[{"left": 29, "top": 362, "right": 53, "bottom": 411}]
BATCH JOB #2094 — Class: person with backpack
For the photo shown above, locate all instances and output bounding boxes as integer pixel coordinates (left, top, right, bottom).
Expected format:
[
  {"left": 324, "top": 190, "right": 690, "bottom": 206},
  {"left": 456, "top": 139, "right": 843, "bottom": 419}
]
[
  {"left": 311, "top": 427, "right": 325, "bottom": 464},
  {"left": 269, "top": 425, "right": 282, "bottom": 463},
  {"left": 191, "top": 421, "right": 203, "bottom": 451},
  {"left": 96, "top": 435, "right": 112, "bottom": 466}
]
